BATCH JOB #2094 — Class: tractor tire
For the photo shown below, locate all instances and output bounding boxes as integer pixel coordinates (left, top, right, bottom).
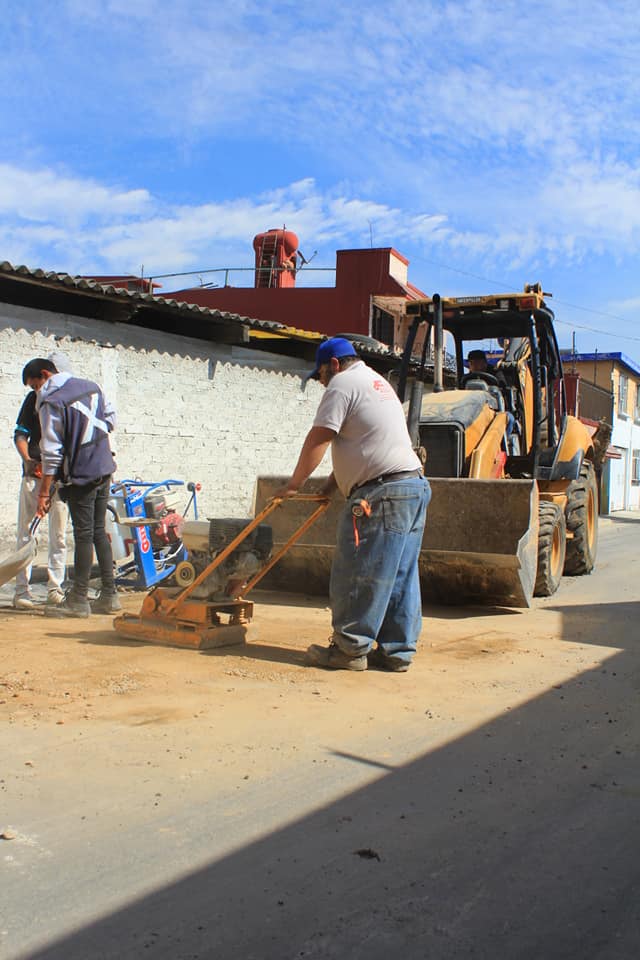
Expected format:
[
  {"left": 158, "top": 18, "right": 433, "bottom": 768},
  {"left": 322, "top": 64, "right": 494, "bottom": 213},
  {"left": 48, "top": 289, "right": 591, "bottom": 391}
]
[
  {"left": 534, "top": 501, "right": 567, "bottom": 597},
  {"left": 564, "top": 461, "right": 598, "bottom": 576}
]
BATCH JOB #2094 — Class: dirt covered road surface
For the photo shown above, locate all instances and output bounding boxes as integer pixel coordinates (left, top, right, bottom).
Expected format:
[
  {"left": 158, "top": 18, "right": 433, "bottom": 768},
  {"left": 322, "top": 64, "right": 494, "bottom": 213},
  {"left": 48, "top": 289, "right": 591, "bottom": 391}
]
[{"left": 1, "top": 513, "right": 639, "bottom": 960}]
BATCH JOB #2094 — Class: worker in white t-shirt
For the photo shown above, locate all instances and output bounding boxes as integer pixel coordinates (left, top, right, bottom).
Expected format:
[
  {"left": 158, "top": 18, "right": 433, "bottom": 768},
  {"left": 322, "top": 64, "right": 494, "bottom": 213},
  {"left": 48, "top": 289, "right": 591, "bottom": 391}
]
[{"left": 279, "top": 337, "right": 431, "bottom": 672}]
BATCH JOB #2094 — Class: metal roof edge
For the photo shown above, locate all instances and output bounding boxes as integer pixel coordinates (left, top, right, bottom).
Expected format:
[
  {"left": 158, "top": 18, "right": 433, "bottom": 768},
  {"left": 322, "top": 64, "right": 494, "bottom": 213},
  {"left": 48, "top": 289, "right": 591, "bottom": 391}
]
[
  {"left": 0, "top": 258, "right": 291, "bottom": 334},
  {"left": 0, "top": 259, "right": 403, "bottom": 364}
]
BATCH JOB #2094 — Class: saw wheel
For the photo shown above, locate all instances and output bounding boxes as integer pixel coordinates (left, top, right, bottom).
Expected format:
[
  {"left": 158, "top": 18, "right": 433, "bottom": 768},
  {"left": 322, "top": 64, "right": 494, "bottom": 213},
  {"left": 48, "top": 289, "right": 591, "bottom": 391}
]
[{"left": 174, "top": 560, "right": 196, "bottom": 587}]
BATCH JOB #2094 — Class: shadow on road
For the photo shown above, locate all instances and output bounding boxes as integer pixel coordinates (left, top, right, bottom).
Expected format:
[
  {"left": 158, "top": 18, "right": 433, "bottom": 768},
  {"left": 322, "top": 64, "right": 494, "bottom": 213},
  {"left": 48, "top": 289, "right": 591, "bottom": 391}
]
[
  {"left": 43, "top": 629, "right": 145, "bottom": 648},
  {"left": 43, "top": 627, "right": 308, "bottom": 666},
  {"left": 250, "top": 589, "right": 329, "bottom": 610},
  {"left": 22, "top": 598, "right": 640, "bottom": 960},
  {"left": 201, "top": 641, "right": 307, "bottom": 666},
  {"left": 425, "top": 602, "right": 524, "bottom": 621}
]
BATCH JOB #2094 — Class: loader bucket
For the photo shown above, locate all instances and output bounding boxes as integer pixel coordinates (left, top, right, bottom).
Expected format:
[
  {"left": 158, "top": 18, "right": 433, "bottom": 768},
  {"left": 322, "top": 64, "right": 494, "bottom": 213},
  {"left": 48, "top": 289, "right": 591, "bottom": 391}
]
[{"left": 254, "top": 476, "right": 539, "bottom": 609}]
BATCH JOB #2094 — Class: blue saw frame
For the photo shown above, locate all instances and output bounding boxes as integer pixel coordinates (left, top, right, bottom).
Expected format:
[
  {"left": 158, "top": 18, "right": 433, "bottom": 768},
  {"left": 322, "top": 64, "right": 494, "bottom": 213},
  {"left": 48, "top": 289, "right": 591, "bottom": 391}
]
[{"left": 108, "top": 479, "right": 199, "bottom": 589}]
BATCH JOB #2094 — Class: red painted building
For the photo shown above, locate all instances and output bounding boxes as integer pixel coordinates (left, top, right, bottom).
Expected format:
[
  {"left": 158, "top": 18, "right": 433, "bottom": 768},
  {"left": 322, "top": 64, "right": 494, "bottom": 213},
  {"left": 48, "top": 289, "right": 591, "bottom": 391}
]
[{"left": 161, "top": 231, "right": 428, "bottom": 350}]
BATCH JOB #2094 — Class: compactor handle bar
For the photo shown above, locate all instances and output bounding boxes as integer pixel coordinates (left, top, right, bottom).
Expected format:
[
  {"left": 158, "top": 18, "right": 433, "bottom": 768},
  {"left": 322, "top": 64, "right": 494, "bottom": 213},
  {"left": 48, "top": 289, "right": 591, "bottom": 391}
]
[{"left": 167, "top": 493, "right": 331, "bottom": 615}]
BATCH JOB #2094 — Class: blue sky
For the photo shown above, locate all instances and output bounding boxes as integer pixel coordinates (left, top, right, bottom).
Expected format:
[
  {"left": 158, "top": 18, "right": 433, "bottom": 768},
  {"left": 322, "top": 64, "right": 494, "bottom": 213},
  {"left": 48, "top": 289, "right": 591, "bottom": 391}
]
[{"left": 1, "top": 0, "right": 640, "bottom": 354}]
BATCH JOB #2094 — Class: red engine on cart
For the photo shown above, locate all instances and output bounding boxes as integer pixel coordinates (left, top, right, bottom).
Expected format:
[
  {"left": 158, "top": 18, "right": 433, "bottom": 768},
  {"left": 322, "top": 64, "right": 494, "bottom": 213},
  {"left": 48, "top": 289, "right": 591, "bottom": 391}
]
[
  {"left": 143, "top": 491, "right": 184, "bottom": 549},
  {"left": 149, "top": 512, "right": 184, "bottom": 549}
]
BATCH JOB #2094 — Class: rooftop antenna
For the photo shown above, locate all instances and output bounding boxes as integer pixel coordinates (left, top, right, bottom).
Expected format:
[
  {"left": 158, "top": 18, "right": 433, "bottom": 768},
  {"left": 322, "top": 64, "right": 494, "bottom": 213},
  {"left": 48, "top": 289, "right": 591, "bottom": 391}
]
[
  {"left": 296, "top": 250, "right": 318, "bottom": 274},
  {"left": 368, "top": 220, "right": 374, "bottom": 248}
]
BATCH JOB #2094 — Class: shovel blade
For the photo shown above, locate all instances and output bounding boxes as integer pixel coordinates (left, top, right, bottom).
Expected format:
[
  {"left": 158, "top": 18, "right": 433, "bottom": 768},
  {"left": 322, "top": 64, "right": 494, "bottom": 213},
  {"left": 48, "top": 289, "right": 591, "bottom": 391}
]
[{"left": 0, "top": 538, "right": 37, "bottom": 589}]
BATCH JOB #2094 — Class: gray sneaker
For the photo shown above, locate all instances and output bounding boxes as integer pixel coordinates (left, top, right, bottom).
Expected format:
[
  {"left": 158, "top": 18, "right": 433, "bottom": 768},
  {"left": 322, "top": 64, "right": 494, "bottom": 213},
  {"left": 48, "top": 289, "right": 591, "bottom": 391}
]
[
  {"left": 305, "top": 642, "right": 367, "bottom": 671},
  {"left": 91, "top": 592, "right": 123, "bottom": 614},
  {"left": 47, "top": 589, "right": 65, "bottom": 606},
  {"left": 44, "top": 593, "right": 91, "bottom": 619},
  {"left": 14, "top": 595, "right": 36, "bottom": 610},
  {"left": 367, "top": 647, "right": 410, "bottom": 672}
]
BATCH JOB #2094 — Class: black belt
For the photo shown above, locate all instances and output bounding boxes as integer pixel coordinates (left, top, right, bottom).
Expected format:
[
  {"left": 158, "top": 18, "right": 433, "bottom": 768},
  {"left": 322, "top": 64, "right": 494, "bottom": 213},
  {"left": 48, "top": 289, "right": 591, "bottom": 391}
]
[{"left": 349, "top": 469, "right": 422, "bottom": 498}]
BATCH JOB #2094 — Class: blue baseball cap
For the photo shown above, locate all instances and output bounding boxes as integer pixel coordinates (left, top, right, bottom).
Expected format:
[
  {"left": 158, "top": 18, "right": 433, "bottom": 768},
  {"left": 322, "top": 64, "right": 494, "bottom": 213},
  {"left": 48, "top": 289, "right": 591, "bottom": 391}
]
[{"left": 308, "top": 337, "right": 358, "bottom": 380}]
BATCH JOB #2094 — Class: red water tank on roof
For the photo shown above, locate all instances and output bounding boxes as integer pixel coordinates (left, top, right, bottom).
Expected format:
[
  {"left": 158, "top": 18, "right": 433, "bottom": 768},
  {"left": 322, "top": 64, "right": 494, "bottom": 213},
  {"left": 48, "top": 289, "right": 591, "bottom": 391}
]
[{"left": 253, "top": 229, "right": 299, "bottom": 289}]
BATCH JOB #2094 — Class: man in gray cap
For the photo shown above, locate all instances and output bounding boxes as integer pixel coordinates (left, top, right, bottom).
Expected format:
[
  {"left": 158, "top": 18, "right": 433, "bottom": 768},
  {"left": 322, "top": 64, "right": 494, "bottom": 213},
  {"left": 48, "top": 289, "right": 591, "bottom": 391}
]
[
  {"left": 12, "top": 352, "right": 71, "bottom": 608},
  {"left": 280, "top": 337, "right": 431, "bottom": 672}
]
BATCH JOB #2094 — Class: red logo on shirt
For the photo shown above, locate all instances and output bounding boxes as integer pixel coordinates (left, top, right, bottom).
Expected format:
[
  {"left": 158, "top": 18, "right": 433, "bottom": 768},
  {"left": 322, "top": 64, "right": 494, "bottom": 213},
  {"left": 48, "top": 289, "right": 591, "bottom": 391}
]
[{"left": 373, "top": 379, "right": 392, "bottom": 396}]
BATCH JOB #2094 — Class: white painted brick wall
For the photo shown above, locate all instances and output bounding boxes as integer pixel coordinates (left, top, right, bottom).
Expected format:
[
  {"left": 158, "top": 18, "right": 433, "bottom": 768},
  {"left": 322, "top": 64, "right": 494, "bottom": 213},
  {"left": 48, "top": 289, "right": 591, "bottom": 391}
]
[{"left": 0, "top": 302, "right": 327, "bottom": 559}]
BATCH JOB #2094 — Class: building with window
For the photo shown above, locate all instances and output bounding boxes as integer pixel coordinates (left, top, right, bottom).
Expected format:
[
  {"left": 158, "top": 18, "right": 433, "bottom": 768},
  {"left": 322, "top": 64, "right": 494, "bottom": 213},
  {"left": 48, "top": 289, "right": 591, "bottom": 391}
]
[{"left": 562, "top": 351, "right": 640, "bottom": 511}]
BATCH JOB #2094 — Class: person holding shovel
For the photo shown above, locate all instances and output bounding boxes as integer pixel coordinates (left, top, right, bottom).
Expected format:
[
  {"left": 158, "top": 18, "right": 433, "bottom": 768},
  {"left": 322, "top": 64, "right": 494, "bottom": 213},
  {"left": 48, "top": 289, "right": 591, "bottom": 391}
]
[
  {"left": 23, "top": 357, "right": 120, "bottom": 619},
  {"left": 12, "top": 382, "right": 68, "bottom": 609}
]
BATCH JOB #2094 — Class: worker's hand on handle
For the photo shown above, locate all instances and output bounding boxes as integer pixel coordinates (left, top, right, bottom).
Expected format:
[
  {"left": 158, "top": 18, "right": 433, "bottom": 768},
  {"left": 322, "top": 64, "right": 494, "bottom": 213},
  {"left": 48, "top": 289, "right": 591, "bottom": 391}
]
[
  {"left": 36, "top": 476, "right": 55, "bottom": 517},
  {"left": 24, "top": 459, "right": 43, "bottom": 479},
  {"left": 270, "top": 481, "right": 299, "bottom": 502},
  {"left": 36, "top": 492, "right": 52, "bottom": 517},
  {"left": 270, "top": 426, "right": 335, "bottom": 505},
  {"left": 319, "top": 473, "right": 337, "bottom": 498}
]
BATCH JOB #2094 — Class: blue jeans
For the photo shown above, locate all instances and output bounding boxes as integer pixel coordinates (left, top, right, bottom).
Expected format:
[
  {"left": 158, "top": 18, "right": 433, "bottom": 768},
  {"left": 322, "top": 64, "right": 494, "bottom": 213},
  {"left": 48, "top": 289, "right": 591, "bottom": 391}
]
[{"left": 329, "top": 475, "right": 431, "bottom": 665}]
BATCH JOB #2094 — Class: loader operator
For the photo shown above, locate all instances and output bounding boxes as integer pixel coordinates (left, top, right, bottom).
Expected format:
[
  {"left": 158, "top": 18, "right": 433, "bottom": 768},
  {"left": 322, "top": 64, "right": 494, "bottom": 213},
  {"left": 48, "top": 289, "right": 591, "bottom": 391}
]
[
  {"left": 467, "top": 349, "right": 489, "bottom": 372},
  {"left": 465, "top": 348, "right": 516, "bottom": 444},
  {"left": 280, "top": 337, "right": 431, "bottom": 673},
  {"left": 22, "top": 357, "right": 121, "bottom": 620}
]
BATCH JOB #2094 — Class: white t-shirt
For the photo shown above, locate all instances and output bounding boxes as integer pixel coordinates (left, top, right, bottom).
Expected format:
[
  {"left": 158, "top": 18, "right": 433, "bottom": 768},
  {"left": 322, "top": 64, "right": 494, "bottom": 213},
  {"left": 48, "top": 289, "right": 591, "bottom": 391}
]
[{"left": 313, "top": 360, "right": 421, "bottom": 496}]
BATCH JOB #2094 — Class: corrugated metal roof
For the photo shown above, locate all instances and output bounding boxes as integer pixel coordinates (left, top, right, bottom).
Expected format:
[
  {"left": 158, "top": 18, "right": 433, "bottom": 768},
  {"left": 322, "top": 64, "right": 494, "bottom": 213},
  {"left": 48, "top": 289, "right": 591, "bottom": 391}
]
[
  {"left": 0, "top": 259, "right": 400, "bottom": 361},
  {"left": 0, "top": 259, "right": 280, "bottom": 331}
]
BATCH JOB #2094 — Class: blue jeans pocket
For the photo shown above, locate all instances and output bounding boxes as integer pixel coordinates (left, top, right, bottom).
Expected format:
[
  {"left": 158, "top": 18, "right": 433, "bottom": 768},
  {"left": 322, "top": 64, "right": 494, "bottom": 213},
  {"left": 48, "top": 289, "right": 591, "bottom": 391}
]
[{"left": 381, "top": 496, "right": 420, "bottom": 534}]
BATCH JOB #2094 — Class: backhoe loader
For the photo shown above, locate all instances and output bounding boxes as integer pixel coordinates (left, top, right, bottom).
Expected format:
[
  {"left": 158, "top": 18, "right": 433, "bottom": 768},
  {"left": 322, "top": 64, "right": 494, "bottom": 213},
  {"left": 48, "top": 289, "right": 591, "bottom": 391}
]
[{"left": 255, "top": 285, "right": 600, "bottom": 607}]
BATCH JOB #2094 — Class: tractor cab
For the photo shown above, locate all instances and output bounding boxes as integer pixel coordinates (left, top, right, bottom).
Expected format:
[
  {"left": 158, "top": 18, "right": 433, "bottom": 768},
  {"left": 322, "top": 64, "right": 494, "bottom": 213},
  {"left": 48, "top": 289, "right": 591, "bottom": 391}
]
[{"left": 403, "top": 284, "right": 569, "bottom": 482}]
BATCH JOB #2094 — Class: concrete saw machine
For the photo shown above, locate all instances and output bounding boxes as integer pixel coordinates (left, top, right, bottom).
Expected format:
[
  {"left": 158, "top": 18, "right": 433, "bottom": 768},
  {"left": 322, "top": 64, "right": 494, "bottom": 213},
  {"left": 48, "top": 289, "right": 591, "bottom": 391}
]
[{"left": 106, "top": 478, "right": 200, "bottom": 589}]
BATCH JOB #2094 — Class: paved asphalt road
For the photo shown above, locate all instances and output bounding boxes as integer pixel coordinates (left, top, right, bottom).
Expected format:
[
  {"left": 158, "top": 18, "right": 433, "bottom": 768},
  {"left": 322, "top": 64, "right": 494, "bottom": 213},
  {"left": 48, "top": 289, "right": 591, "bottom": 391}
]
[{"left": 2, "top": 512, "right": 639, "bottom": 959}]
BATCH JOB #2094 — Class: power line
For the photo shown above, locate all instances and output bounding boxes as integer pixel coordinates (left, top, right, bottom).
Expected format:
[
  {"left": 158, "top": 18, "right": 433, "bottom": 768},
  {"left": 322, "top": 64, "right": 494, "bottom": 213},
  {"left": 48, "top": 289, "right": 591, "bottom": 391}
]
[
  {"left": 411, "top": 253, "right": 640, "bottom": 344},
  {"left": 549, "top": 298, "right": 634, "bottom": 325},
  {"left": 553, "top": 317, "right": 640, "bottom": 343}
]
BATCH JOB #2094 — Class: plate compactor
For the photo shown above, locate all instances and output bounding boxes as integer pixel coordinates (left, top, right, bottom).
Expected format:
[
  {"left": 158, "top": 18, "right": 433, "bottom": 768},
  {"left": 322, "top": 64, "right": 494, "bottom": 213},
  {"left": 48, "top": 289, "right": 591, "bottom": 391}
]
[{"left": 113, "top": 494, "right": 330, "bottom": 650}]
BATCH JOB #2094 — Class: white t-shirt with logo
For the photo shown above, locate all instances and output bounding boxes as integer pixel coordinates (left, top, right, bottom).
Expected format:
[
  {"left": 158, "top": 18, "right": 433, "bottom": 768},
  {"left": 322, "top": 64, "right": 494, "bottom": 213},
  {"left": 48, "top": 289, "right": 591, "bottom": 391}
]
[{"left": 312, "top": 360, "right": 422, "bottom": 497}]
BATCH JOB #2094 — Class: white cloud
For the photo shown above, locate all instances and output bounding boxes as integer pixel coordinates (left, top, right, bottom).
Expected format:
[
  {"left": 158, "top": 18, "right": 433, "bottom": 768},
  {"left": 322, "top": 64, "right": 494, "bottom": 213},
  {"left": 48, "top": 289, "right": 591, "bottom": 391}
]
[
  {"left": 0, "top": 164, "right": 458, "bottom": 280},
  {"left": 606, "top": 295, "right": 640, "bottom": 315},
  {"left": 539, "top": 158, "right": 640, "bottom": 247},
  {"left": 8, "top": 0, "right": 635, "bottom": 162},
  {"left": 0, "top": 164, "right": 150, "bottom": 224},
  {"left": 2, "top": 0, "right": 640, "bottom": 294},
  {"left": 3, "top": 156, "right": 640, "bottom": 286}
]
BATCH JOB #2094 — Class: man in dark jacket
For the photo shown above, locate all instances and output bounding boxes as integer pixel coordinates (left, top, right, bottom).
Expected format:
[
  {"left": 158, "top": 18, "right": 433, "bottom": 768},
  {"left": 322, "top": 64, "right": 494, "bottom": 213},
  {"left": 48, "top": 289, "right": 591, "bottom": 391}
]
[{"left": 22, "top": 358, "right": 120, "bottom": 619}]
